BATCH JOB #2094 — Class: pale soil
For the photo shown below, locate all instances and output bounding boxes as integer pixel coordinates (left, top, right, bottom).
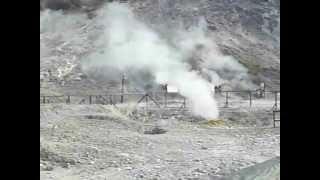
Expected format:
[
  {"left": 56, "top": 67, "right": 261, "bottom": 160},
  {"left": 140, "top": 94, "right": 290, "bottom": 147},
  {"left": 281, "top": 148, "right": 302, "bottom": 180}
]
[{"left": 40, "top": 99, "right": 279, "bottom": 180}]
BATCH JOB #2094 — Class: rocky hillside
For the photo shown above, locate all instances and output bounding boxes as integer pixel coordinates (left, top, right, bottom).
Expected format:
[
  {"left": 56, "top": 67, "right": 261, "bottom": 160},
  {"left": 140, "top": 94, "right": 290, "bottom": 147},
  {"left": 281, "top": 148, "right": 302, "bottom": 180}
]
[
  {"left": 40, "top": 0, "right": 280, "bottom": 95},
  {"left": 128, "top": 0, "right": 280, "bottom": 88}
]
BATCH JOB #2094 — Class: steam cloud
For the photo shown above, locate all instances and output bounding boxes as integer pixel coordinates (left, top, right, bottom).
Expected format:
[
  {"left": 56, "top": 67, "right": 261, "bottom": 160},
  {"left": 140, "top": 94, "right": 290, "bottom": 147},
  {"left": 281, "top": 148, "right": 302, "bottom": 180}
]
[
  {"left": 41, "top": 2, "right": 252, "bottom": 119},
  {"left": 83, "top": 3, "right": 223, "bottom": 118}
]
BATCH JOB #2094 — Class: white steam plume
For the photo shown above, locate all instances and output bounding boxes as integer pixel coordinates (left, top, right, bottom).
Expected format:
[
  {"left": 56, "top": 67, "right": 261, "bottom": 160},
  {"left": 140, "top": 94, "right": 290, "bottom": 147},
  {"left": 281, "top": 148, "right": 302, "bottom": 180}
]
[
  {"left": 40, "top": 3, "right": 253, "bottom": 119},
  {"left": 83, "top": 3, "right": 219, "bottom": 119}
]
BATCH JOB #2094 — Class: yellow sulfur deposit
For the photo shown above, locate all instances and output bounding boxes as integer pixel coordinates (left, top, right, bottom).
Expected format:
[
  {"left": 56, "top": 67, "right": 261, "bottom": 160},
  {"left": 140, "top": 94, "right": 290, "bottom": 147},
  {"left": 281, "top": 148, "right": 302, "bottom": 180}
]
[{"left": 199, "top": 119, "right": 225, "bottom": 128}]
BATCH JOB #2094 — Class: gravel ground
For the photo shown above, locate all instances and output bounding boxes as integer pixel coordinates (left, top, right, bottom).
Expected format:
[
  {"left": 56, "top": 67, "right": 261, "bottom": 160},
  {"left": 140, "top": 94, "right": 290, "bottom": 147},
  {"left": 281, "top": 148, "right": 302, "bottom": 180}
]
[{"left": 40, "top": 99, "right": 280, "bottom": 180}]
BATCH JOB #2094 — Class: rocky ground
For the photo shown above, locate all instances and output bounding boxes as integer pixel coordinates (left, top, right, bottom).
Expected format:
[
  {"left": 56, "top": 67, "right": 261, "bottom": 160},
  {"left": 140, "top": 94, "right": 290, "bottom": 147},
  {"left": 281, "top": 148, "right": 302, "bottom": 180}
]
[{"left": 40, "top": 98, "right": 280, "bottom": 180}]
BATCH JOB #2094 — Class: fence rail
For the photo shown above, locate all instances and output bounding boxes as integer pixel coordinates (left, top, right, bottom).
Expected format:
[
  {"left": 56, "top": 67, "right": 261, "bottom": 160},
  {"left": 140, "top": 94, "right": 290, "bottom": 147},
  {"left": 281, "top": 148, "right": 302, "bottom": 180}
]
[
  {"left": 40, "top": 93, "right": 185, "bottom": 108},
  {"left": 40, "top": 90, "right": 280, "bottom": 128},
  {"left": 216, "top": 90, "right": 279, "bottom": 109},
  {"left": 40, "top": 90, "right": 279, "bottom": 109}
]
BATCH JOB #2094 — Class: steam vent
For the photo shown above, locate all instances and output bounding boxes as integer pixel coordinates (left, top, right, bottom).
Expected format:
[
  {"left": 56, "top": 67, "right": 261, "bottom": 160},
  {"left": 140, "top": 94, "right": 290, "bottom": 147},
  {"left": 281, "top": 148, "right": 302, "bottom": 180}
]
[{"left": 41, "top": 0, "right": 280, "bottom": 179}]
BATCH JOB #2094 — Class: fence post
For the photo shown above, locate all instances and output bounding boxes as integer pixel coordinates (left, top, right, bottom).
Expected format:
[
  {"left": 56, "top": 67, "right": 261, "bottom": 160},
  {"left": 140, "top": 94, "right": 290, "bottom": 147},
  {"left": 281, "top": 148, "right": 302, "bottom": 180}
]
[
  {"left": 225, "top": 92, "right": 229, "bottom": 107},
  {"left": 164, "top": 92, "right": 167, "bottom": 108},
  {"left": 274, "top": 91, "right": 278, "bottom": 109},
  {"left": 249, "top": 91, "right": 252, "bottom": 107},
  {"left": 66, "top": 95, "right": 70, "bottom": 104},
  {"left": 145, "top": 94, "right": 149, "bottom": 112},
  {"left": 43, "top": 96, "right": 46, "bottom": 104},
  {"left": 120, "top": 74, "right": 125, "bottom": 103},
  {"left": 273, "top": 111, "right": 277, "bottom": 128},
  {"left": 89, "top": 95, "right": 92, "bottom": 104}
]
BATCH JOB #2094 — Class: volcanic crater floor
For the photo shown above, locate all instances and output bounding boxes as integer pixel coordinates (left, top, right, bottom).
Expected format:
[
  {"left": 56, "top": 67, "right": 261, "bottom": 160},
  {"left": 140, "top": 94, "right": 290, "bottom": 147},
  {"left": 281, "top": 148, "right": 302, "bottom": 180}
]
[{"left": 40, "top": 103, "right": 280, "bottom": 180}]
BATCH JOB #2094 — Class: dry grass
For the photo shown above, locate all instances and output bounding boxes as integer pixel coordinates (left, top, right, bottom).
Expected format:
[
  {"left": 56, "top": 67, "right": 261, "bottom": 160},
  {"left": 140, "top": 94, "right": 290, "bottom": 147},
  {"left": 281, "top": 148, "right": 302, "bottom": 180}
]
[{"left": 199, "top": 119, "right": 225, "bottom": 128}]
